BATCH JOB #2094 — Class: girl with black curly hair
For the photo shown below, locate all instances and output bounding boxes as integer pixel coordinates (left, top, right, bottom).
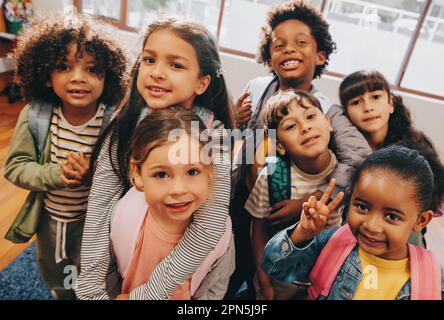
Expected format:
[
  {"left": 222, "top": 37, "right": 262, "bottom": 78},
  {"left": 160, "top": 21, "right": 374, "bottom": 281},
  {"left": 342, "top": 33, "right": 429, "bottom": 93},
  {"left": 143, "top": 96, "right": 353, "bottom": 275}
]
[
  {"left": 339, "top": 70, "right": 444, "bottom": 246},
  {"left": 3, "top": 13, "right": 127, "bottom": 299}
]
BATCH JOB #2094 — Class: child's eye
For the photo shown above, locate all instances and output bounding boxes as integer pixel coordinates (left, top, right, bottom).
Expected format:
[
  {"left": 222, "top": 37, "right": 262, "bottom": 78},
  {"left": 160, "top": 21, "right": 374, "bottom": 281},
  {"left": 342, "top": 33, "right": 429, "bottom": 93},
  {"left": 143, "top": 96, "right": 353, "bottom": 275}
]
[
  {"left": 307, "top": 113, "right": 316, "bottom": 120},
  {"left": 57, "top": 63, "right": 70, "bottom": 71},
  {"left": 285, "top": 123, "right": 296, "bottom": 130},
  {"left": 372, "top": 94, "right": 382, "bottom": 100},
  {"left": 348, "top": 99, "right": 361, "bottom": 106},
  {"left": 87, "top": 66, "right": 98, "bottom": 73},
  {"left": 296, "top": 40, "right": 308, "bottom": 46},
  {"left": 274, "top": 43, "right": 285, "bottom": 49},
  {"left": 385, "top": 213, "right": 401, "bottom": 222},
  {"left": 142, "top": 56, "right": 155, "bottom": 64},
  {"left": 354, "top": 203, "right": 369, "bottom": 214},
  {"left": 171, "top": 63, "right": 183, "bottom": 69},
  {"left": 188, "top": 168, "right": 201, "bottom": 176},
  {"left": 154, "top": 171, "right": 169, "bottom": 179}
]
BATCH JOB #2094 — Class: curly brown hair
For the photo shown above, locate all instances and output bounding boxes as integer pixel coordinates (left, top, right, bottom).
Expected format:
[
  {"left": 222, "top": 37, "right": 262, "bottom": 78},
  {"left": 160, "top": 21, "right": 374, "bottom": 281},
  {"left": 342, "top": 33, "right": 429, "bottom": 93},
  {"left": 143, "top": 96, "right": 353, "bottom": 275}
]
[
  {"left": 257, "top": 0, "right": 336, "bottom": 79},
  {"left": 13, "top": 13, "right": 128, "bottom": 106}
]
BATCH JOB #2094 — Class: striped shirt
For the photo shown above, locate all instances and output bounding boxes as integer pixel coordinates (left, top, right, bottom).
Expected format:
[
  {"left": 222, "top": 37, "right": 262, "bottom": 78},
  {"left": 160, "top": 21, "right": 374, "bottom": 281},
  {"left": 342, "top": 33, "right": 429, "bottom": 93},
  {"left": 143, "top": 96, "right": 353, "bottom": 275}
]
[
  {"left": 245, "top": 150, "right": 337, "bottom": 219},
  {"left": 75, "top": 109, "right": 231, "bottom": 300},
  {"left": 43, "top": 105, "right": 105, "bottom": 223}
]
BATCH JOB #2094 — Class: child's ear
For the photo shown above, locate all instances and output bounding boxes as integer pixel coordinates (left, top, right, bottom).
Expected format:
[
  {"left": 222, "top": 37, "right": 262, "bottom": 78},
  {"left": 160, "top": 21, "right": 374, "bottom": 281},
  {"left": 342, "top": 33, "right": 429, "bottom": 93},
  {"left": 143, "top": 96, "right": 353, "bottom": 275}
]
[
  {"left": 413, "top": 210, "right": 434, "bottom": 233},
  {"left": 130, "top": 160, "right": 144, "bottom": 192},
  {"left": 46, "top": 80, "right": 53, "bottom": 88},
  {"left": 266, "top": 59, "right": 274, "bottom": 72},
  {"left": 195, "top": 75, "right": 211, "bottom": 96},
  {"left": 315, "top": 51, "right": 327, "bottom": 67},
  {"left": 388, "top": 95, "right": 395, "bottom": 114},
  {"left": 276, "top": 141, "right": 286, "bottom": 157}
]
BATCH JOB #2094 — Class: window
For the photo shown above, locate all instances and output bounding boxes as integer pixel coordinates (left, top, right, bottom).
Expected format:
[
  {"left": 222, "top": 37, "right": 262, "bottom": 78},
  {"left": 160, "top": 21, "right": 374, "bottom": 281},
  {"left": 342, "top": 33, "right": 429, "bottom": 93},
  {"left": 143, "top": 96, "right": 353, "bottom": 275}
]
[
  {"left": 126, "top": 0, "right": 220, "bottom": 34},
  {"left": 218, "top": 0, "right": 322, "bottom": 55},
  {"left": 75, "top": 0, "right": 444, "bottom": 101},
  {"left": 325, "top": 0, "right": 426, "bottom": 83},
  {"left": 81, "top": 0, "right": 121, "bottom": 20},
  {"left": 401, "top": 1, "right": 444, "bottom": 97}
]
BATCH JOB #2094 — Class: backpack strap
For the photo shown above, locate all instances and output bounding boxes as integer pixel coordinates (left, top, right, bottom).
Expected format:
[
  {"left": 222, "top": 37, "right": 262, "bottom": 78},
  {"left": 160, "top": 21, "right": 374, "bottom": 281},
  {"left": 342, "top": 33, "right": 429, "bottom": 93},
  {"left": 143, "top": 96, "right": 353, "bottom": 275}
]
[
  {"left": 247, "top": 76, "right": 276, "bottom": 114},
  {"left": 110, "top": 187, "right": 148, "bottom": 277},
  {"left": 193, "top": 105, "right": 214, "bottom": 128},
  {"left": 408, "top": 244, "right": 441, "bottom": 300},
  {"left": 100, "top": 104, "right": 116, "bottom": 135},
  {"left": 266, "top": 154, "right": 291, "bottom": 207},
  {"left": 308, "top": 224, "right": 357, "bottom": 299},
  {"left": 28, "top": 100, "right": 54, "bottom": 161}
]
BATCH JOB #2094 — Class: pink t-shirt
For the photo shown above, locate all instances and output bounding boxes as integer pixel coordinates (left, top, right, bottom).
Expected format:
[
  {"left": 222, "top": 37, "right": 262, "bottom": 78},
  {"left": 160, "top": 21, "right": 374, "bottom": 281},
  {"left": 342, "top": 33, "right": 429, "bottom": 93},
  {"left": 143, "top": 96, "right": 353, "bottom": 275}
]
[{"left": 121, "top": 210, "right": 191, "bottom": 299}]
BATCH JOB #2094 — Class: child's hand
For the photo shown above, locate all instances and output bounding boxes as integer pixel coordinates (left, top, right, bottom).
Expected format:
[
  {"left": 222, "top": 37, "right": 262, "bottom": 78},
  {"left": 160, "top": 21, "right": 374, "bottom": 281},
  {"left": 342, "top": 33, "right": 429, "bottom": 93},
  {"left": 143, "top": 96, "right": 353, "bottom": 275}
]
[
  {"left": 257, "top": 273, "right": 275, "bottom": 300},
  {"left": 264, "top": 199, "right": 303, "bottom": 229},
  {"left": 60, "top": 152, "right": 92, "bottom": 188},
  {"left": 294, "top": 179, "right": 344, "bottom": 242},
  {"left": 235, "top": 91, "right": 253, "bottom": 127}
]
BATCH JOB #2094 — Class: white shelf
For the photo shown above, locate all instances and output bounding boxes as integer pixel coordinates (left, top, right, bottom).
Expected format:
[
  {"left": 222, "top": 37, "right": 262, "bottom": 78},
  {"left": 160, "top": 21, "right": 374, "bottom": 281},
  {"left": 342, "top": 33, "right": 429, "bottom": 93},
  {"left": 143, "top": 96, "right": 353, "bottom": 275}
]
[
  {"left": 0, "top": 32, "right": 16, "bottom": 40},
  {"left": 0, "top": 57, "right": 14, "bottom": 73}
]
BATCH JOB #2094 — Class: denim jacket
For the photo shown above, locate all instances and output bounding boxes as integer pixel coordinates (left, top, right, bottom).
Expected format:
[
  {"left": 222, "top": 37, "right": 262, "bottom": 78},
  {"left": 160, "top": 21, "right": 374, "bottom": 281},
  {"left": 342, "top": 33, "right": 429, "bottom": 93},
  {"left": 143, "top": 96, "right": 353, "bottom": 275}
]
[{"left": 262, "top": 224, "right": 444, "bottom": 300}]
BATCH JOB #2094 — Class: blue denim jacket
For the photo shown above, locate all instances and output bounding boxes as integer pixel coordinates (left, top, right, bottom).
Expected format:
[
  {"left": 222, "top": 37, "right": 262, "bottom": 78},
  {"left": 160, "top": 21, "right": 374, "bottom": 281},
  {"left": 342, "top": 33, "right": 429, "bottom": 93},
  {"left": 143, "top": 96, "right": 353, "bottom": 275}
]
[{"left": 262, "top": 224, "right": 444, "bottom": 300}]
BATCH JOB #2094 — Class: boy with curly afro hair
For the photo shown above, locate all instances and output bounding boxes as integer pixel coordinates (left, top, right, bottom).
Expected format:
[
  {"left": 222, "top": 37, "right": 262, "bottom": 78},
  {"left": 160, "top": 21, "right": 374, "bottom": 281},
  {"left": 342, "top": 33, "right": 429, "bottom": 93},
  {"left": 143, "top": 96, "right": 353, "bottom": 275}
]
[
  {"left": 229, "top": 0, "right": 372, "bottom": 299},
  {"left": 4, "top": 12, "right": 128, "bottom": 299}
]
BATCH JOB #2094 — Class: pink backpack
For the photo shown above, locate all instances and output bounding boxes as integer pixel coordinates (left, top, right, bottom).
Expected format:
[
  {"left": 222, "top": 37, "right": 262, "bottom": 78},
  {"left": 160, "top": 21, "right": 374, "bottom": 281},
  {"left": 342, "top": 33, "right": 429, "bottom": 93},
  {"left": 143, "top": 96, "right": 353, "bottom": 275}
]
[
  {"left": 110, "top": 187, "right": 232, "bottom": 295},
  {"left": 308, "top": 224, "right": 442, "bottom": 300}
]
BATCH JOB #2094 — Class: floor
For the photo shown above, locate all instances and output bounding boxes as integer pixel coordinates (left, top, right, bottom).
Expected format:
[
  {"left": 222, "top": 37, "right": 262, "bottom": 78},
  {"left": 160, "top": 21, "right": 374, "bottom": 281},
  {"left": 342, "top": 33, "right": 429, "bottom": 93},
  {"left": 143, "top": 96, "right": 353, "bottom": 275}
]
[{"left": 0, "top": 95, "right": 31, "bottom": 272}]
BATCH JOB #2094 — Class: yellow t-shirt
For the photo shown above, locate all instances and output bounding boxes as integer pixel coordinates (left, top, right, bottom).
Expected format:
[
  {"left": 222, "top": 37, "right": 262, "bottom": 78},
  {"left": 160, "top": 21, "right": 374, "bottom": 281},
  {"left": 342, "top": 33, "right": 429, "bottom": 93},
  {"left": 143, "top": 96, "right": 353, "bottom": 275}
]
[{"left": 353, "top": 248, "right": 410, "bottom": 300}]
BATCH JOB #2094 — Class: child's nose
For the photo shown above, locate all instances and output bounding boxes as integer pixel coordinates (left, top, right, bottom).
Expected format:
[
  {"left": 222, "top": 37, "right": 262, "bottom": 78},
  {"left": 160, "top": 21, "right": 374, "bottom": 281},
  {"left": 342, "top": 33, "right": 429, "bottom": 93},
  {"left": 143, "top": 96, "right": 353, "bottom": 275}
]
[
  {"left": 71, "top": 67, "right": 86, "bottom": 83},
  {"left": 362, "top": 214, "right": 383, "bottom": 234},
  {"left": 170, "top": 178, "right": 188, "bottom": 195},
  {"left": 150, "top": 63, "right": 166, "bottom": 80},
  {"left": 300, "top": 122, "right": 312, "bottom": 134},
  {"left": 363, "top": 101, "right": 374, "bottom": 112},
  {"left": 284, "top": 44, "right": 297, "bottom": 54}
]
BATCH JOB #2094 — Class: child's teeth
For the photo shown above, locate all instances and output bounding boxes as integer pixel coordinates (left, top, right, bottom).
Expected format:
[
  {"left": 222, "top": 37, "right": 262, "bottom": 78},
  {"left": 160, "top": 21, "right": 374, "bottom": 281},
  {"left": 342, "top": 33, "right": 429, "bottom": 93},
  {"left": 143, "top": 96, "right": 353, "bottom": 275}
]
[{"left": 283, "top": 60, "right": 299, "bottom": 67}]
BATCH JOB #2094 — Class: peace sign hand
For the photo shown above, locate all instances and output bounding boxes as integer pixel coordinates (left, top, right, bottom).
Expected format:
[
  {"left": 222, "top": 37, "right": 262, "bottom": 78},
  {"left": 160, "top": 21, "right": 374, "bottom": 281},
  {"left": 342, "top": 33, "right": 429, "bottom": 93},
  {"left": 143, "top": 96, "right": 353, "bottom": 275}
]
[{"left": 292, "top": 179, "right": 344, "bottom": 244}]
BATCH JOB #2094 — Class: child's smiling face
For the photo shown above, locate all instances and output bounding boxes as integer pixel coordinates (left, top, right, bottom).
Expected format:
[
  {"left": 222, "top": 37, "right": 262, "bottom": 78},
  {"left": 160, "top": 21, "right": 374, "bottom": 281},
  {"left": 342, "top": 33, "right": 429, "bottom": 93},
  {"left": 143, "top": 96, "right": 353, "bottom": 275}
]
[
  {"left": 137, "top": 28, "right": 210, "bottom": 110},
  {"left": 346, "top": 90, "right": 394, "bottom": 136},
  {"left": 276, "top": 102, "right": 332, "bottom": 162},
  {"left": 268, "top": 19, "right": 326, "bottom": 90},
  {"left": 347, "top": 170, "right": 433, "bottom": 260},
  {"left": 48, "top": 43, "right": 105, "bottom": 111},
  {"left": 131, "top": 134, "right": 211, "bottom": 234}
]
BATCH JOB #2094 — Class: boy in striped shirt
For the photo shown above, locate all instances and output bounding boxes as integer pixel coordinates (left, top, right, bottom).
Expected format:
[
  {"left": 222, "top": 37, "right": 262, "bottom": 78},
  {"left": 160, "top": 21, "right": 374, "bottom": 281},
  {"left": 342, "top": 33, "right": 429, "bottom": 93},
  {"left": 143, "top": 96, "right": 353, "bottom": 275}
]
[
  {"left": 3, "top": 14, "right": 127, "bottom": 299},
  {"left": 244, "top": 90, "right": 338, "bottom": 300}
]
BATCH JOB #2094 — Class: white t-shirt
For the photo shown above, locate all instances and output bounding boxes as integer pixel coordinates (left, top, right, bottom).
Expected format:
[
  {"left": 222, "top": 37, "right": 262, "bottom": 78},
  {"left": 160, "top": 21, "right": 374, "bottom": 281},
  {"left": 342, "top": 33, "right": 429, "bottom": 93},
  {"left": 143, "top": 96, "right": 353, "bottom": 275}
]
[{"left": 245, "top": 150, "right": 337, "bottom": 219}]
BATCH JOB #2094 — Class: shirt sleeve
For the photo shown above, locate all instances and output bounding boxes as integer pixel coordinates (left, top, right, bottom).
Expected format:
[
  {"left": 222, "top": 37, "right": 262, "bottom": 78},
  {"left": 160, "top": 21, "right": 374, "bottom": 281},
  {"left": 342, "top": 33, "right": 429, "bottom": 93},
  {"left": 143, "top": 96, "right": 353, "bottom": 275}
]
[
  {"left": 3, "top": 104, "right": 65, "bottom": 191},
  {"left": 244, "top": 167, "right": 271, "bottom": 219},
  {"left": 75, "top": 131, "right": 124, "bottom": 300},
  {"left": 326, "top": 104, "right": 372, "bottom": 193}
]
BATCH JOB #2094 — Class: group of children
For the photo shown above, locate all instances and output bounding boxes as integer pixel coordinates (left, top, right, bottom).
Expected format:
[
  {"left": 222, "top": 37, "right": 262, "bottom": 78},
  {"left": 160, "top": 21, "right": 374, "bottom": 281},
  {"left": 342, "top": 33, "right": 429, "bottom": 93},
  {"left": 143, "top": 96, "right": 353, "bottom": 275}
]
[{"left": 3, "top": 0, "right": 444, "bottom": 300}]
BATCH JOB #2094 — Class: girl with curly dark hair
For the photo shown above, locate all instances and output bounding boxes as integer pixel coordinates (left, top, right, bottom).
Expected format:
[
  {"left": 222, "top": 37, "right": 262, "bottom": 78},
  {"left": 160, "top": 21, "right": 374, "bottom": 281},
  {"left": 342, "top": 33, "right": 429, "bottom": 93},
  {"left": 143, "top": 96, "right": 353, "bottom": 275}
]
[
  {"left": 3, "top": 13, "right": 127, "bottom": 299},
  {"left": 340, "top": 70, "right": 444, "bottom": 246}
]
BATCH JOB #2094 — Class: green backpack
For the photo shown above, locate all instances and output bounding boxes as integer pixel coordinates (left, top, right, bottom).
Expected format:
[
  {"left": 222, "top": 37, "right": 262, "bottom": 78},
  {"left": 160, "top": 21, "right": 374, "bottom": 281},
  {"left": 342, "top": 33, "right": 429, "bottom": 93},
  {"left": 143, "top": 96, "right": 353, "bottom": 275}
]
[{"left": 266, "top": 154, "right": 292, "bottom": 206}]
